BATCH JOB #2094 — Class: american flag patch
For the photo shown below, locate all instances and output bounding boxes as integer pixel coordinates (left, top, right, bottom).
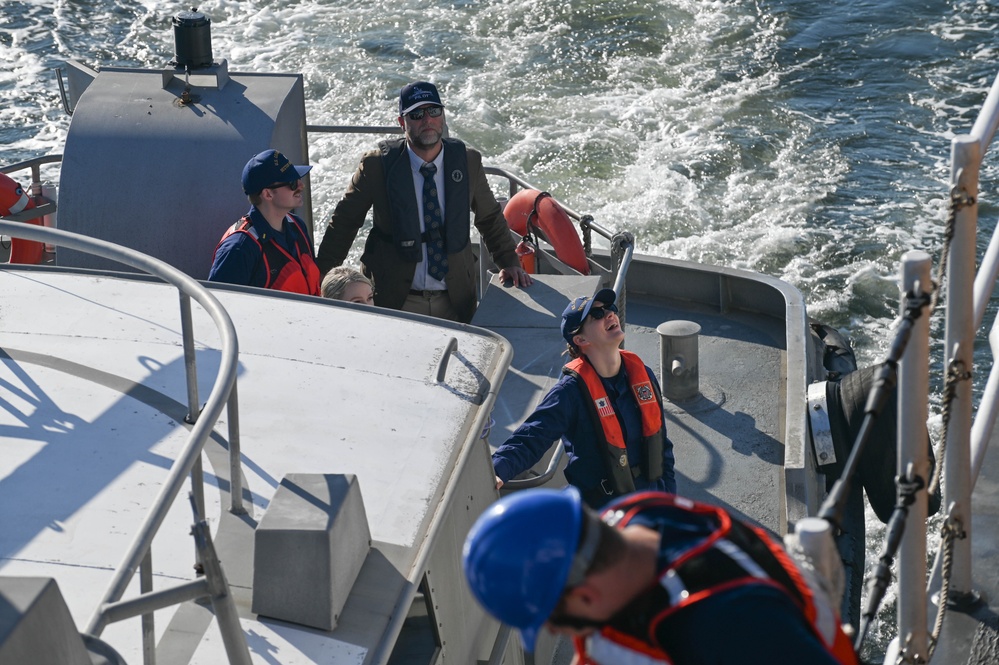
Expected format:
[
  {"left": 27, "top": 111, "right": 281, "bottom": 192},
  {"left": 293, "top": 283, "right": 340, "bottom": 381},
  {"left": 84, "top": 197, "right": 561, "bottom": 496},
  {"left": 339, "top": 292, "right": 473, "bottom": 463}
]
[{"left": 595, "top": 397, "right": 614, "bottom": 418}]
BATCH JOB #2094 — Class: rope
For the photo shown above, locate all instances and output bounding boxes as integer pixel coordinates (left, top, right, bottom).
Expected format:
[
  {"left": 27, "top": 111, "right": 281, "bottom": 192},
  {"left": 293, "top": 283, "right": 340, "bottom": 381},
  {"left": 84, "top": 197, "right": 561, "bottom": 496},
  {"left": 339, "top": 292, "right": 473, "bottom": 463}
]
[
  {"left": 925, "top": 513, "right": 966, "bottom": 661},
  {"left": 818, "top": 287, "right": 931, "bottom": 531},
  {"left": 928, "top": 178, "right": 973, "bottom": 316},
  {"left": 579, "top": 214, "right": 593, "bottom": 256},
  {"left": 513, "top": 191, "right": 550, "bottom": 250},
  {"left": 928, "top": 358, "right": 971, "bottom": 498}
]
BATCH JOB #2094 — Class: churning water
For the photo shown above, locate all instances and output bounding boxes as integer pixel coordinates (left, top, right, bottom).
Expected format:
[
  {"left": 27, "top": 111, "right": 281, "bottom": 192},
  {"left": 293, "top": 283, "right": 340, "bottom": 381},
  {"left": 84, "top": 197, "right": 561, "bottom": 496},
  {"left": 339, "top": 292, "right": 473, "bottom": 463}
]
[{"left": 4, "top": 0, "right": 999, "bottom": 660}]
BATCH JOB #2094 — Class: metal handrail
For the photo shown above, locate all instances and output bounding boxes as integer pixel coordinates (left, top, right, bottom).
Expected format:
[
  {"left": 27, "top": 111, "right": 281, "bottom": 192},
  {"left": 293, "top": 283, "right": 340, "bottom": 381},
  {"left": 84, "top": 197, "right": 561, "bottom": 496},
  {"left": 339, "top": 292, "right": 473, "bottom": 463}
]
[
  {"left": 306, "top": 124, "right": 400, "bottom": 135},
  {"left": 502, "top": 441, "right": 566, "bottom": 489},
  {"left": 0, "top": 221, "right": 247, "bottom": 661},
  {"left": 481, "top": 165, "right": 630, "bottom": 282},
  {"left": 966, "top": 69, "right": 999, "bottom": 483},
  {"left": 481, "top": 165, "right": 618, "bottom": 243},
  {"left": 0, "top": 153, "right": 63, "bottom": 179}
]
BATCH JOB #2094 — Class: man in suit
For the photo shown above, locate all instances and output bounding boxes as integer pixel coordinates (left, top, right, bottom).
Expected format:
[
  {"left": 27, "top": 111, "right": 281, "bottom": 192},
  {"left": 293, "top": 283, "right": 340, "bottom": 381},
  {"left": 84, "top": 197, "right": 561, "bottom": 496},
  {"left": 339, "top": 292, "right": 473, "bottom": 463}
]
[{"left": 316, "top": 81, "right": 532, "bottom": 322}]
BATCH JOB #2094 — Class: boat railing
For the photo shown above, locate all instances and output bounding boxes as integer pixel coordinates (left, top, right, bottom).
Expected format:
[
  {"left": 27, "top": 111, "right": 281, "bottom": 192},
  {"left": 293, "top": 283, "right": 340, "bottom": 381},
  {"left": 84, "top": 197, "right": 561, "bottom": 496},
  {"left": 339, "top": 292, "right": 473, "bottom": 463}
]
[
  {"left": 891, "top": 67, "right": 999, "bottom": 663},
  {"left": 0, "top": 220, "right": 252, "bottom": 664},
  {"left": 1, "top": 154, "right": 63, "bottom": 183}
]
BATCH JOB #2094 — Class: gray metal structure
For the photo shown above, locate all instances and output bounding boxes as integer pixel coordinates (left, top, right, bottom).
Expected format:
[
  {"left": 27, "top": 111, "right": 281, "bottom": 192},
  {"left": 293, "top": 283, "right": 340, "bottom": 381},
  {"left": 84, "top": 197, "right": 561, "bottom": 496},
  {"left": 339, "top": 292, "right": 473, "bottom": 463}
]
[{"left": 57, "top": 62, "right": 311, "bottom": 278}]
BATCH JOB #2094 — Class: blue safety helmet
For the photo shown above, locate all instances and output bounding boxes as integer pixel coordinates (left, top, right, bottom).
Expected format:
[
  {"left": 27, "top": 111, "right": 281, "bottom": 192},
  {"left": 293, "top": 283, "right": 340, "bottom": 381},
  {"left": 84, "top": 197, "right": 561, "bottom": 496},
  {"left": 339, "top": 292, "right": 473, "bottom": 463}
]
[{"left": 462, "top": 487, "right": 598, "bottom": 652}]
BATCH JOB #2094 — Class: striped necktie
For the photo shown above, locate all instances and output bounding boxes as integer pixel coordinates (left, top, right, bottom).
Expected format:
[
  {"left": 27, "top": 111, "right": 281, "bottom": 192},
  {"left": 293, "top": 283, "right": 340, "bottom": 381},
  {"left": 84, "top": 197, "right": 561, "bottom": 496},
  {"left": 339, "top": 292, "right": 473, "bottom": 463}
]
[{"left": 420, "top": 162, "right": 448, "bottom": 280}]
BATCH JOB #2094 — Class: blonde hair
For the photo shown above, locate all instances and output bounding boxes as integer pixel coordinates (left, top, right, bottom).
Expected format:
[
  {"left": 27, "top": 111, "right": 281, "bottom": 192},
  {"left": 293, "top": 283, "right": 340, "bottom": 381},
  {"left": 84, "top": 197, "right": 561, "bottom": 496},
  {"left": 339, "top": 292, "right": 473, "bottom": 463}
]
[{"left": 321, "top": 266, "right": 374, "bottom": 301}]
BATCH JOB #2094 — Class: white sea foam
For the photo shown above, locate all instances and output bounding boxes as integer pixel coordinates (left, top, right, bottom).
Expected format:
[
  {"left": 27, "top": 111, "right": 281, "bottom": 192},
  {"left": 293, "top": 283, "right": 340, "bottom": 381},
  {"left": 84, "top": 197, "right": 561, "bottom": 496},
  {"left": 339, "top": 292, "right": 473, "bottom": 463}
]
[{"left": 3, "top": 0, "right": 994, "bottom": 342}]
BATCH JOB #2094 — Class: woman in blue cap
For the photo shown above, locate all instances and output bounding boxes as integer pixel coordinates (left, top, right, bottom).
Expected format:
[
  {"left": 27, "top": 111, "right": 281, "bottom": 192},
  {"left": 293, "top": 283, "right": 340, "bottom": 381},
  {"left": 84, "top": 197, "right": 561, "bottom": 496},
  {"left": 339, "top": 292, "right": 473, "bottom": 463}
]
[{"left": 491, "top": 288, "right": 676, "bottom": 507}]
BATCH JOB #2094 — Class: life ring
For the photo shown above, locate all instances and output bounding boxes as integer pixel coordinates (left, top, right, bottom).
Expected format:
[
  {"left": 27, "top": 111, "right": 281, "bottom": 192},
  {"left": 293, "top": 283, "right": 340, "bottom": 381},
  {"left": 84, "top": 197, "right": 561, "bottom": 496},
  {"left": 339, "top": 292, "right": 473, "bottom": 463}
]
[
  {"left": 504, "top": 189, "right": 589, "bottom": 275},
  {"left": 0, "top": 172, "right": 44, "bottom": 264}
]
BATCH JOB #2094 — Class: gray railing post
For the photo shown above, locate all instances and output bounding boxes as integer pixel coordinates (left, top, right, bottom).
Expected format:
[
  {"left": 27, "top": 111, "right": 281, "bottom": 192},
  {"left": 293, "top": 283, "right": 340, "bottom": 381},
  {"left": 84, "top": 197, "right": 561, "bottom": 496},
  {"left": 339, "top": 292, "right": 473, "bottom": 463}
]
[
  {"left": 227, "top": 380, "right": 246, "bottom": 514},
  {"left": 140, "top": 551, "right": 155, "bottom": 665},
  {"left": 610, "top": 232, "right": 634, "bottom": 330},
  {"left": 179, "top": 292, "right": 206, "bottom": 568}
]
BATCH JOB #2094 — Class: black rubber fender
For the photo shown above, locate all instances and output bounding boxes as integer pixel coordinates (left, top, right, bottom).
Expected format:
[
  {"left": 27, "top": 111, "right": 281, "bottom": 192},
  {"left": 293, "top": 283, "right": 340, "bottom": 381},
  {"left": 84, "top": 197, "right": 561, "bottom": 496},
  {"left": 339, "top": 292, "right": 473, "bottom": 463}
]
[{"left": 826, "top": 365, "right": 942, "bottom": 524}]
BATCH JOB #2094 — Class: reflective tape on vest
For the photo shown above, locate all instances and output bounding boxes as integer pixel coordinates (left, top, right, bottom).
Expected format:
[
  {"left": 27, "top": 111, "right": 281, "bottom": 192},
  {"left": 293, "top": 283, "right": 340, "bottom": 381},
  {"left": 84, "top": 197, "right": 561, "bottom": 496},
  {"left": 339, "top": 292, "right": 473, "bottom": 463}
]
[{"left": 587, "top": 633, "right": 671, "bottom": 665}]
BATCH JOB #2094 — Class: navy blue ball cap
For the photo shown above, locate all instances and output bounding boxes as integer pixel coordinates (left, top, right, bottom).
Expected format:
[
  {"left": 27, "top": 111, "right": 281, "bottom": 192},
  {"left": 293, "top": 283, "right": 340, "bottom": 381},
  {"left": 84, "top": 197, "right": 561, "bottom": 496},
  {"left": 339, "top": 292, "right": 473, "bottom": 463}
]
[
  {"left": 241, "top": 149, "right": 312, "bottom": 195},
  {"left": 561, "top": 288, "right": 617, "bottom": 346},
  {"left": 399, "top": 81, "right": 444, "bottom": 116}
]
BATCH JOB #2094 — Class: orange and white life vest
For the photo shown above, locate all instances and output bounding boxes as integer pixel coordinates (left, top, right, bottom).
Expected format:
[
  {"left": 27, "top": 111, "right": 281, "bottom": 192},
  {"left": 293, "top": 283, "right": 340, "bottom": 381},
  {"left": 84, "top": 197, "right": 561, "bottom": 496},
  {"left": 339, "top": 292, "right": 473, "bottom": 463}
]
[
  {"left": 563, "top": 351, "right": 665, "bottom": 494},
  {"left": 216, "top": 215, "right": 320, "bottom": 295},
  {"left": 572, "top": 493, "right": 859, "bottom": 665}
]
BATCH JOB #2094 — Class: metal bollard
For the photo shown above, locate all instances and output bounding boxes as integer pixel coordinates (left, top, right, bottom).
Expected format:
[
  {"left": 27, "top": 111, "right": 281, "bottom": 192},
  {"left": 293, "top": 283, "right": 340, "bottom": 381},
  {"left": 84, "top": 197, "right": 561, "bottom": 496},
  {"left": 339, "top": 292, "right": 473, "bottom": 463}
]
[{"left": 657, "top": 320, "right": 701, "bottom": 401}]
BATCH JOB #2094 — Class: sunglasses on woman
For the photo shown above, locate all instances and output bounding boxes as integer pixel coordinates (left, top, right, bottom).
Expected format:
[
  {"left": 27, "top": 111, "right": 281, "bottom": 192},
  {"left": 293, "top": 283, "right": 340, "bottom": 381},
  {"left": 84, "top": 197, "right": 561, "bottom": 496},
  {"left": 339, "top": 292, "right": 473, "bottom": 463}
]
[
  {"left": 570, "top": 303, "right": 618, "bottom": 335},
  {"left": 587, "top": 303, "right": 618, "bottom": 321}
]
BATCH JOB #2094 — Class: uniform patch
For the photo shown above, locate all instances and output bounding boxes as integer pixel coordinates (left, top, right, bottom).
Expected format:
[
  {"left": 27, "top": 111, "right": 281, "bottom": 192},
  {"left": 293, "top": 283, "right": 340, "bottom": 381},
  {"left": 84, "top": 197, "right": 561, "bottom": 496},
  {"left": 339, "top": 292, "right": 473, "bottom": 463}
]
[
  {"left": 595, "top": 397, "right": 614, "bottom": 418},
  {"left": 635, "top": 383, "right": 654, "bottom": 402}
]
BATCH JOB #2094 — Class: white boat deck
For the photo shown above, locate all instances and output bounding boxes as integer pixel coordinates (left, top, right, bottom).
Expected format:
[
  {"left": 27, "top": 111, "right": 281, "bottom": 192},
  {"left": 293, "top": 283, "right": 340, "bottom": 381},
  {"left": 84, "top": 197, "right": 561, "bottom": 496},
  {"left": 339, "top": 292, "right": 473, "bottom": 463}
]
[{"left": 0, "top": 267, "right": 510, "bottom": 664}]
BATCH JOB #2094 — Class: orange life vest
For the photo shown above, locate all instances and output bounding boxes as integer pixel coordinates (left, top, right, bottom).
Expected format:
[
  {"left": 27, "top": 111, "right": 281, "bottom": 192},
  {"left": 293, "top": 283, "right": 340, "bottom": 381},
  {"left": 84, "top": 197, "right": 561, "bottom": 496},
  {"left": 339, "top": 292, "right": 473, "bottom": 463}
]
[
  {"left": 217, "top": 215, "right": 320, "bottom": 296},
  {"left": 563, "top": 351, "right": 664, "bottom": 494},
  {"left": 572, "top": 493, "right": 859, "bottom": 665}
]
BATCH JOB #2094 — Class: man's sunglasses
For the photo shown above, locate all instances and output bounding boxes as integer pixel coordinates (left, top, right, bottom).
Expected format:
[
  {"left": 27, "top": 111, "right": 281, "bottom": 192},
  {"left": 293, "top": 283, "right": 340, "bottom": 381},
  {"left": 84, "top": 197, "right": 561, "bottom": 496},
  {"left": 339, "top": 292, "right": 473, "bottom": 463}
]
[
  {"left": 405, "top": 106, "right": 444, "bottom": 121},
  {"left": 267, "top": 179, "right": 302, "bottom": 191}
]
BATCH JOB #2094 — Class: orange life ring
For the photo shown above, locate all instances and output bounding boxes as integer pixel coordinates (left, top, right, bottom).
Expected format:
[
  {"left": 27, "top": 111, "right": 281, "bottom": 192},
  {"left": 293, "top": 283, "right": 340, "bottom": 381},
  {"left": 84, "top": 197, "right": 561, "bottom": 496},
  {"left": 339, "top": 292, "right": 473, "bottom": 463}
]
[
  {"left": 0, "top": 172, "right": 44, "bottom": 264},
  {"left": 504, "top": 189, "right": 589, "bottom": 275}
]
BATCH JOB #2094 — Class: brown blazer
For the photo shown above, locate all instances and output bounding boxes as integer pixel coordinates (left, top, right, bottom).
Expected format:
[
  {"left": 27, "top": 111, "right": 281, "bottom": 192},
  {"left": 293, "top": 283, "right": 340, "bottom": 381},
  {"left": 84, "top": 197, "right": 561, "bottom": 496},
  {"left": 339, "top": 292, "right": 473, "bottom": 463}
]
[{"left": 317, "top": 138, "right": 519, "bottom": 323}]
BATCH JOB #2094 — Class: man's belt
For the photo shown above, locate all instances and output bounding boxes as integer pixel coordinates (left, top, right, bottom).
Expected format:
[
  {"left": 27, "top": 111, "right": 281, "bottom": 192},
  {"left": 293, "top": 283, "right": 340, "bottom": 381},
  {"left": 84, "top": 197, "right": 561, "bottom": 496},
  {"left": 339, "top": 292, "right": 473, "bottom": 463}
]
[{"left": 409, "top": 289, "right": 448, "bottom": 298}]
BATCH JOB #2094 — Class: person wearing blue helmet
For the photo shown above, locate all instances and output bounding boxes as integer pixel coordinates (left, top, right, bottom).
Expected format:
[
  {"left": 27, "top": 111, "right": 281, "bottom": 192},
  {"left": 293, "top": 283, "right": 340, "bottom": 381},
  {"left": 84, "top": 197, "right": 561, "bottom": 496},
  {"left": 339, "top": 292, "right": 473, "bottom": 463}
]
[
  {"left": 491, "top": 287, "right": 676, "bottom": 507},
  {"left": 462, "top": 487, "right": 859, "bottom": 665}
]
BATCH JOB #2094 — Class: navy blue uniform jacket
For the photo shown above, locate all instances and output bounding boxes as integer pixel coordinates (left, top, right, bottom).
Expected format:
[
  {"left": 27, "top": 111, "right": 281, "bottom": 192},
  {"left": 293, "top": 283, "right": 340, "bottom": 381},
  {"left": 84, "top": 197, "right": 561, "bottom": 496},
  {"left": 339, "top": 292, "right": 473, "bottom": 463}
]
[{"left": 492, "top": 362, "right": 677, "bottom": 506}]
